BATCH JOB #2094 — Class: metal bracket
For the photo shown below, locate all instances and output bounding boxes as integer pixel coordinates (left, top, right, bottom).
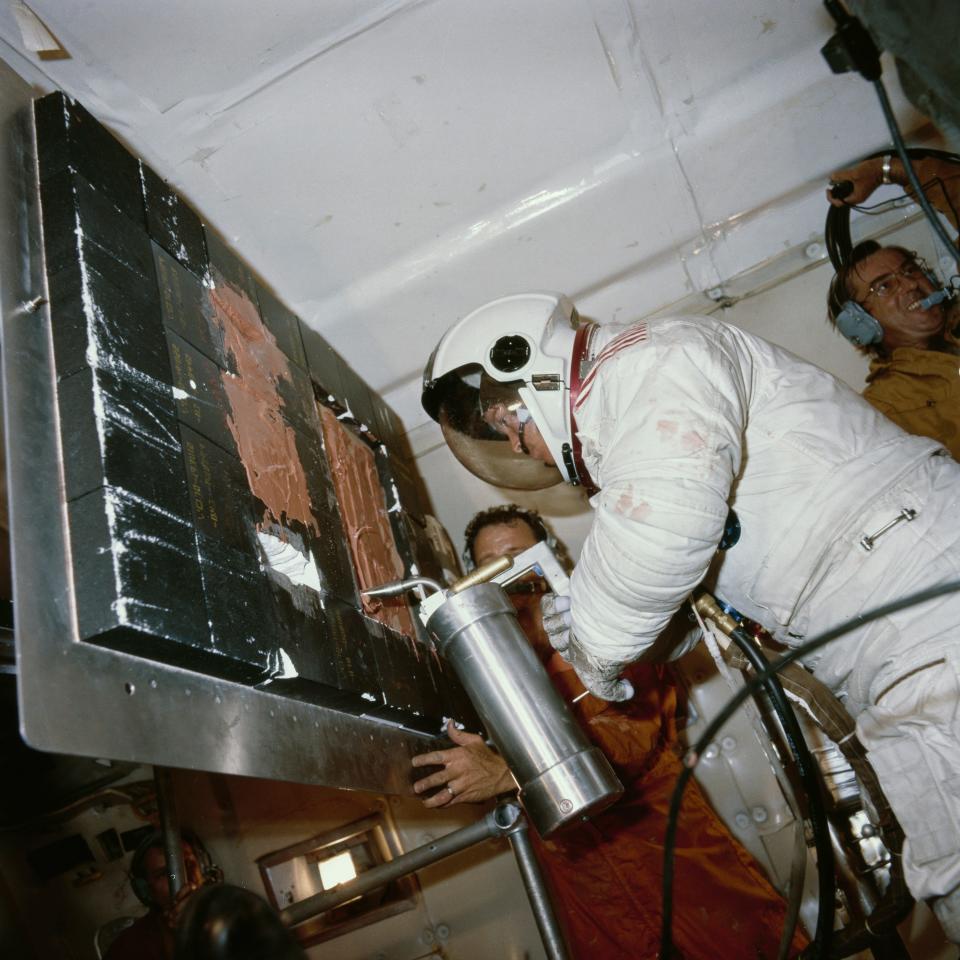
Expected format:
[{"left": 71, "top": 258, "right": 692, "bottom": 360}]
[{"left": 859, "top": 508, "right": 917, "bottom": 552}]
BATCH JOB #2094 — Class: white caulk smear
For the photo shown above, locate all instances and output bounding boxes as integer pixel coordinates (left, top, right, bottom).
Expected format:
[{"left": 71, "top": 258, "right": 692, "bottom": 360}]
[
  {"left": 172, "top": 386, "right": 191, "bottom": 400},
  {"left": 257, "top": 530, "right": 322, "bottom": 592},
  {"left": 262, "top": 647, "right": 299, "bottom": 683}
]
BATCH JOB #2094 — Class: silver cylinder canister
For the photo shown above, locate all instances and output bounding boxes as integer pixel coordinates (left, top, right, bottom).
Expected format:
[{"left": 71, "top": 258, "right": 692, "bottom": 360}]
[{"left": 426, "top": 582, "right": 623, "bottom": 836}]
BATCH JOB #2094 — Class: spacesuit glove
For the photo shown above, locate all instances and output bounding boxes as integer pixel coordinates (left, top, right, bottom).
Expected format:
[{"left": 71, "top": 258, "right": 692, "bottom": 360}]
[{"left": 540, "top": 593, "right": 634, "bottom": 702}]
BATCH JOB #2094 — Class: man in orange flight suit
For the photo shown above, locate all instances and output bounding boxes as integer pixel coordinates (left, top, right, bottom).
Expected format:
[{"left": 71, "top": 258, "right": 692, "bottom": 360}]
[
  {"left": 412, "top": 505, "right": 806, "bottom": 959},
  {"left": 827, "top": 154, "right": 960, "bottom": 457}
]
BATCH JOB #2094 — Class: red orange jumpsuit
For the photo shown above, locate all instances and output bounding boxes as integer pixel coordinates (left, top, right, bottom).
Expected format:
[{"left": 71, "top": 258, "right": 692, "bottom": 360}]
[{"left": 512, "top": 592, "right": 807, "bottom": 959}]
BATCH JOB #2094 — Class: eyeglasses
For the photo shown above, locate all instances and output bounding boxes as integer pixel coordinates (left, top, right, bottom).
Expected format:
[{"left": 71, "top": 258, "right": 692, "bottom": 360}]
[
  {"left": 863, "top": 255, "right": 929, "bottom": 300},
  {"left": 483, "top": 404, "right": 532, "bottom": 455}
]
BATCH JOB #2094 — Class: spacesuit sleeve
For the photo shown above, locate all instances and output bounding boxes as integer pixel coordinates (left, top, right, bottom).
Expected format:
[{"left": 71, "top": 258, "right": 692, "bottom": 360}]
[{"left": 570, "top": 323, "right": 748, "bottom": 664}]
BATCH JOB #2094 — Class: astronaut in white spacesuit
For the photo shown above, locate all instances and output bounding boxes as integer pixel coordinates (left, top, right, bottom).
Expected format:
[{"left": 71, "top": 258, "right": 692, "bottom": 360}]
[{"left": 421, "top": 293, "right": 960, "bottom": 941}]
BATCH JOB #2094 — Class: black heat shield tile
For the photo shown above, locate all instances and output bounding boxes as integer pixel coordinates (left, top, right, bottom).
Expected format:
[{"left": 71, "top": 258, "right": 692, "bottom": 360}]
[
  {"left": 154, "top": 243, "right": 230, "bottom": 370},
  {"left": 367, "top": 621, "right": 421, "bottom": 714},
  {"left": 373, "top": 451, "right": 434, "bottom": 649},
  {"left": 179, "top": 424, "right": 259, "bottom": 556},
  {"left": 293, "top": 429, "right": 359, "bottom": 606},
  {"left": 365, "top": 623, "right": 443, "bottom": 734},
  {"left": 401, "top": 513, "right": 447, "bottom": 587},
  {"left": 47, "top": 257, "right": 168, "bottom": 384},
  {"left": 167, "top": 333, "right": 239, "bottom": 457},
  {"left": 299, "top": 325, "right": 345, "bottom": 403},
  {"left": 188, "top": 530, "right": 279, "bottom": 681},
  {"left": 319, "top": 598, "right": 381, "bottom": 700},
  {"left": 139, "top": 161, "right": 208, "bottom": 279},
  {"left": 401, "top": 630, "right": 446, "bottom": 723},
  {"left": 205, "top": 229, "right": 258, "bottom": 301},
  {"left": 385, "top": 452, "right": 426, "bottom": 521},
  {"left": 57, "top": 367, "right": 189, "bottom": 518},
  {"left": 256, "top": 282, "right": 307, "bottom": 369},
  {"left": 67, "top": 486, "right": 222, "bottom": 664},
  {"left": 40, "top": 169, "right": 157, "bottom": 286},
  {"left": 277, "top": 359, "right": 322, "bottom": 437},
  {"left": 34, "top": 92, "right": 145, "bottom": 227},
  {"left": 336, "top": 362, "right": 379, "bottom": 437},
  {"left": 263, "top": 576, "right": 341, "bottom": 691},
  {"left": 433, "top": 652, "right": 485, "bottom": 735},
  {"left": 370, "top": 392, "right": 404, "bottom": 449}
]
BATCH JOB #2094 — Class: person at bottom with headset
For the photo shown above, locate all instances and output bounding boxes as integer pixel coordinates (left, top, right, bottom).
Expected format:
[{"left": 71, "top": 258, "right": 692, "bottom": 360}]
[
  {"left": 412, "top": 505, "right": 807, "bottom": 960},
  {"left": 105, "top": 833, "right": 208, "bottom": 960},
  {"left": 826, "top": 154, "right": 960, "bottom": 457}
]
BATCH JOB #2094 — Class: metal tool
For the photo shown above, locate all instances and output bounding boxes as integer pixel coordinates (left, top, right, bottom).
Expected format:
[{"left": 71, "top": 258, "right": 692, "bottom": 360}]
[{"left": 364, "top": 544, "right": 623, "bottom": 836}]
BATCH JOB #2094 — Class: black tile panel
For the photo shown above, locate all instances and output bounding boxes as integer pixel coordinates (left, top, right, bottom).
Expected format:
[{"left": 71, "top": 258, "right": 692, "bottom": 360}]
[
  {"left": 256, "top": 282, "right": 307, "bottom": 369},
  {"left": 140, "top": 161, "right": 208, "bottom": 279},
  {"left": 167, "top": 333, "right": 238, "bottom": 457},
  {"left": 154, "top": 243, "right": 230, "bottom": 369},
  {"left": 276, "top": 359, "right": 321, "bottom": 437},
  {"left": 299, "top": 324, "right": 345, "bottom": 403},
  {"left": 294, "top": 429, "right": 359, "bottom": 607},
  {"left": 370, "top": 392, "right": 404, "bottom": 449},
  {"left": 40, "top": 169, "right": 156, "bottom": 286},
  {"left": 385, "top": 452, "right": 426, "bottom": 520},
  {"left": 192, "top": 533, "right": 276, "bottom": 676},
  {"left": 263, "top": 577, "right": 341, "bottom": 691},
  {"left": 321, "top": 598, "right": 380, "bottom": 699},
  {"left": 336, "top": 362, "right": 379, "bottom": 436},
  {"left": 35, "top": 92, "right": 145, "bottom": 227},
  {"left": 57, "top": 366, "right": 187, "bottom": 517},
  {"left": 179, "top": 425, "right": 258, "bottom": 557},
  {"left": 68, "top": 486, "right": 210, "bottom": 655},
  {"left": 205, "top": 229, "right": 257, "bottom": 301},
  {"left": 47, "top": 258, "right": 168, "bottom": 384}
]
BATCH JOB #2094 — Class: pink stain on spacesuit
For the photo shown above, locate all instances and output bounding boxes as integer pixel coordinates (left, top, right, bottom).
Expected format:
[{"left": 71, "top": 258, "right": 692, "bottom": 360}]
[
  {"left": 657, "top": 419, "right": 678, "bottom": 437},
  {"left": 614, "top": 488, "right": 652, "bottom": 522},
  {"left": 681, "top": 430, "right": 706, "bottom": 453}
]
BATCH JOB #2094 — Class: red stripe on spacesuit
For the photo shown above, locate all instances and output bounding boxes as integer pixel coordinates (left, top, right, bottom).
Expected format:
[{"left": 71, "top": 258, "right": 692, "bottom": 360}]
[{"left": 575, "top": 323, "right": 648, "bottom": 409}]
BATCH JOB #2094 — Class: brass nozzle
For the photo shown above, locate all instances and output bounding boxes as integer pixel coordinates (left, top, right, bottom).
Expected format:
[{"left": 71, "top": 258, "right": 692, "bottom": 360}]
[
  {"left": 449, "top": 555, "right": 513, "bottom": 594},
  {"left": 693, "top": 593, "right": 740, "bottom": 637}
]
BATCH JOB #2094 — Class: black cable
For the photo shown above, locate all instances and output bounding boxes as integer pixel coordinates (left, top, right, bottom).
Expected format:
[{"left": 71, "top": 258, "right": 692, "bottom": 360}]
[
  {"left": 843, "top": 177, "right": 955, "bottom": 216},
  {"left": 659, "top": 576, "right": 960, "bottom": 959},
  {"left": 825, "top": 160, "right": 960, "bottom": 271},
  {"left": 872, "top": 80, "right": 960, "bottom": 271},
  {"left": 728, "top": 627, "right": 834, "bottom": 959}
]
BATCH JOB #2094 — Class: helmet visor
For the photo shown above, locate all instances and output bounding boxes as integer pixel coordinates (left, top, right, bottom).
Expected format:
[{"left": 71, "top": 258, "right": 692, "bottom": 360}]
[{"left": 433, "top": 368, "right": 563, "bottom": 490}]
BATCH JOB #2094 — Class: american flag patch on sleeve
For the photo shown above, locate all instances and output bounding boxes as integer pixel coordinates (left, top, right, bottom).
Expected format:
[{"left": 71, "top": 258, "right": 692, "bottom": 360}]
[{"left": 575, "top": 322, "right": 648, "bottom": 409}]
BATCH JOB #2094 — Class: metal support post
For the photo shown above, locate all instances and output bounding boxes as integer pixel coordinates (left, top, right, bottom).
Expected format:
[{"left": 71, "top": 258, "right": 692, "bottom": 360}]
[
  {"left": 154, "top": 766, "right": 186, "bottom": 902},
  {"left": 498, "top": 804, "right": 570, "bottom": 960},
  {"left": 280, "top": 801, "right": 570, "bottom": 960}
]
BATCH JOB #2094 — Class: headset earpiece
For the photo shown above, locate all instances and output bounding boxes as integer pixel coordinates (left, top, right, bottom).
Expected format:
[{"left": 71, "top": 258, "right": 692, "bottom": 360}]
[
  {"left": 835, "top": 301, "right": 884, "bottom": 346},
  {"left": 129, "top": 833, "right": 161, "bottom": 906}
]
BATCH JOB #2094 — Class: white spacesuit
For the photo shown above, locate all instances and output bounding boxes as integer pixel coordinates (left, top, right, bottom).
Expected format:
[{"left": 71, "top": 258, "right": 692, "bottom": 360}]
[
  {"left": 422, "top": 294, "right": 960, "bottom": 937},
  {"left": 571, "top": 314, "right": 960, "bottom": 924}
]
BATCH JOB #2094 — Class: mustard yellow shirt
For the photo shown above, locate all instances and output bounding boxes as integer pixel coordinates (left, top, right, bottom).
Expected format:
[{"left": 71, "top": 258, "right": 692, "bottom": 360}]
[{"left": 863, "top": 346, "right": 960, "bottom": 459}]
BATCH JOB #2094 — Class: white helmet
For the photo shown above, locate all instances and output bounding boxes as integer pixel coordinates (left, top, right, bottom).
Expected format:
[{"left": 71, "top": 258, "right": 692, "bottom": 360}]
[{"left": 422, "top": 293, "right": 594, "bottom": 491}]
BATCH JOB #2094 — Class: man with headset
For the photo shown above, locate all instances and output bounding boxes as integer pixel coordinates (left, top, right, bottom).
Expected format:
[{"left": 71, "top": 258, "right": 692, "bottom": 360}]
[
  {"left": 421, "top": 292, "right": 960, "bottom": 944},
  {"left": 105, "top": 833, "right": 208, "bottom": 960},
  {"left": 826, "top": 154, "right": 960, "bottom": 456},
  {"left": 412, "top": 504, "right": 803, "bottom": 959}
]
